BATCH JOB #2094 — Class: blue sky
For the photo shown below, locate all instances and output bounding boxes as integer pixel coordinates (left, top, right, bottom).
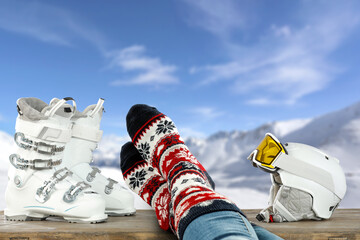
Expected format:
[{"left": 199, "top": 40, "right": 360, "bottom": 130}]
[{"left": 0, "top": 0, "right": 360, "bottom": 138}]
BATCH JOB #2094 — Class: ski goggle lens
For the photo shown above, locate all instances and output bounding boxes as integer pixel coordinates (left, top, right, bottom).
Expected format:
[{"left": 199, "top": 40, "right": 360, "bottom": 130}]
[{"left": 254, "top": 134, "right": 285, "bottom": 165}]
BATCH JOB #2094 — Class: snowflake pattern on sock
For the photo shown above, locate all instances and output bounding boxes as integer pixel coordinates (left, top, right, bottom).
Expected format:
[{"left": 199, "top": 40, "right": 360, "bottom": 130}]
[
  {"left": 128, "top": 169, "right": 147, "bottom": 190},
  {"left": 156, "top": 120, "right": 175, "bottom": 135},
  {"left": 137, "top": 142, "right": 150, "bottom": 160}
]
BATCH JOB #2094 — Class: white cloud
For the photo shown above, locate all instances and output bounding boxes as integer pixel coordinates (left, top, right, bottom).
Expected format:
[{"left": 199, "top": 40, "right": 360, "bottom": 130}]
[
  {"left": 245, "top": 98, "right": 271, "bottom": 106},
  {"left": 184, "top": 0, "right": 360, "bottom": 105},
  {"left": 190, "top": 107, "right": 224, "bottom": 120},
  {"left": 271, "top": 25, "right": 291, "bottom": 38},
  {"left": 0, "top": 0, "right": 106, "bottom": 49},
  {"left": 108, "top": 45, "right": 178, "bottom": 86},
  {"left": 0, "top": 1, "right": 178, "bottom": 87},
  {"left": 181, "top": 0, "right": 250, "bottom": 39},
  {"left": 177, "top": 126, "right": 206, "bottom": 138}
]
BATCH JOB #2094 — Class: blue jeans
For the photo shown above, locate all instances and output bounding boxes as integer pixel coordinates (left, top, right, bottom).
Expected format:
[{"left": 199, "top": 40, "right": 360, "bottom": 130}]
[{"left": 183, "top": 211, "right": 283, "bottom": 240}]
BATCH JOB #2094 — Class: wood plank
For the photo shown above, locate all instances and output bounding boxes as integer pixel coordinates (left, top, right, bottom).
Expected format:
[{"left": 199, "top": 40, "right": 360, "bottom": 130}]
[
  {"left": 0, "top": 210, "right": 177, "bottom": 240},
  {"left": 245, "top": 209, "right": 360, "bottom": 240},
  {"left": 0, "top": 209, "right": 359, "bottom": 240}
]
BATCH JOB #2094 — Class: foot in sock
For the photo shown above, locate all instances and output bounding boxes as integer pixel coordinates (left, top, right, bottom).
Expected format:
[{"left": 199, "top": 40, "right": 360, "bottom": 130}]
[
  {"left": 126, "top": 104, "right": 242, "bottom": 239},
  {"left": 120, "top": 142, "right": 174, "bottom": 231},
  {"left": 126, "top": 104, "right": 215, "bottom": 189}
]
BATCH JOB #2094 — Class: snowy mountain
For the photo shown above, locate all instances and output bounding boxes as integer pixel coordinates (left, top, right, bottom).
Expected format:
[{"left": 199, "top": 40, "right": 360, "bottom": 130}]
[
  {"left": 184, "top": 118, "right": 313, "bottom": 191},
  {"left": 0, "top": 101, "right": 359, "bottom": 210},
  {"left": 184, "top": 102, "right": 360, "bottom": 208}
]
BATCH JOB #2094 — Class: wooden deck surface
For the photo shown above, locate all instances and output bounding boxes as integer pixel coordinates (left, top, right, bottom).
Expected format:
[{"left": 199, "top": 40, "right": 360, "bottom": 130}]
[{"left": 0, "top": 209, "right": 359, "bottom": 240}]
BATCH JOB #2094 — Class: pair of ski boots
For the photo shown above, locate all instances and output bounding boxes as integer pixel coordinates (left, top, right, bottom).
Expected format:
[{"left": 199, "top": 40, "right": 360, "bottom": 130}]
[{"left": 5, "top": 97, "right": 135, "bottom": 223}]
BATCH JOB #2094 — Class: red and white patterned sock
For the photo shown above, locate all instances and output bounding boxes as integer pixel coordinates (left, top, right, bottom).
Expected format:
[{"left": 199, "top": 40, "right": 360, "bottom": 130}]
[
  {"left": 120, "top": 142, "right": 173, "bottom": 231},
  {"left": 126, "top": 104, "right": 242, "bottom": 239}
]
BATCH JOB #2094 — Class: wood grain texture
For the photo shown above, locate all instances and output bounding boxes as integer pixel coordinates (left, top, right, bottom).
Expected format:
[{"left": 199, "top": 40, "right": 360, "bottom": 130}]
[
  {"left": 245, "top": 209, "right": 360, "bottom": 240},
  {"left": 0, "top": 209, "right": 359, "bottom": 240}
]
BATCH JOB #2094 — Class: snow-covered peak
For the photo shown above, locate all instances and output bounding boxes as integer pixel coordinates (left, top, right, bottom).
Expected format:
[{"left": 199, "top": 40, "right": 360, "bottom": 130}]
[
  {"left": 283, "top": 101, "right": 360, "bottom": 145},
  {"left": 272, "top": 118, "right": 312, "bottom": 137}
]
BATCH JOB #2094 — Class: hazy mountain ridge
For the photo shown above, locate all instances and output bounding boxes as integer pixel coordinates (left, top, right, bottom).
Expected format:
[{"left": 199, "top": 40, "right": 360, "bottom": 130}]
[
  {"left": 0, "top": 101, "right": 359, "bottom": 207},
  {"left": 183, "top": 102, "right": 360, "bottom": 207}
]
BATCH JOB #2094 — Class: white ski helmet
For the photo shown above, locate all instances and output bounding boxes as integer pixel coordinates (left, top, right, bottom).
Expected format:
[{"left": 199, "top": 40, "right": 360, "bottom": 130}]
[{"left": 248, "top": 133, "right": 347, "bottom": 222}]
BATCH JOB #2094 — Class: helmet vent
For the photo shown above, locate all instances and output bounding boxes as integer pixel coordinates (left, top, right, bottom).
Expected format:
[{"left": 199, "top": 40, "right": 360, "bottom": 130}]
[{"left": 325, "top": 156, "right": 329, "bottom": 160}]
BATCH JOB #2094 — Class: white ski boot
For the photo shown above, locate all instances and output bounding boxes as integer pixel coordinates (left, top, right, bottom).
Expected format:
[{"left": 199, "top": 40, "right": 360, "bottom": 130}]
[
  {"left": 55, "top": 98, "right": 136, "bottom": 216},
  {"left": 5, "top": 97, "right": 107, "bottom": 223}
]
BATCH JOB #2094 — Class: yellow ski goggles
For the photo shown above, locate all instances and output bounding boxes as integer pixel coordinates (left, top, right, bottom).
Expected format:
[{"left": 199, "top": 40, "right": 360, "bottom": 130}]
[{"left": 248, "top": 133, "right": 287, "bottom": 171}]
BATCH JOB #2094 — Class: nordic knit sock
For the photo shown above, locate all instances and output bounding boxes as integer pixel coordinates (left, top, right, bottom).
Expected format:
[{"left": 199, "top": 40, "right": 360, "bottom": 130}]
[
  {"left": 120, "top": 142, "right": 172, "bottom": 231},
  {"left": 126, "top": 104, "right": 242, "bottom": 239},
  {"left": 126, "top": 104, "right": 215, "bottom": 189}
]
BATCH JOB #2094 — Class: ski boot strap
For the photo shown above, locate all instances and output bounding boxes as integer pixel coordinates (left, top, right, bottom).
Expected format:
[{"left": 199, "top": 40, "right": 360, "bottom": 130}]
[{"left": 9, "top": 154, "right": 62, "bottom": 170}]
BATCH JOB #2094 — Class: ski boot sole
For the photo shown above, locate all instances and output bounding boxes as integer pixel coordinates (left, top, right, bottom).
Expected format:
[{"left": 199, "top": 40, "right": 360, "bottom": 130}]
[
  {"left": 105, "top": 209, "right": 136, "bottom": 217},
  {"left": 5, "top": 210, "right": 108, "bottom": 224}
]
